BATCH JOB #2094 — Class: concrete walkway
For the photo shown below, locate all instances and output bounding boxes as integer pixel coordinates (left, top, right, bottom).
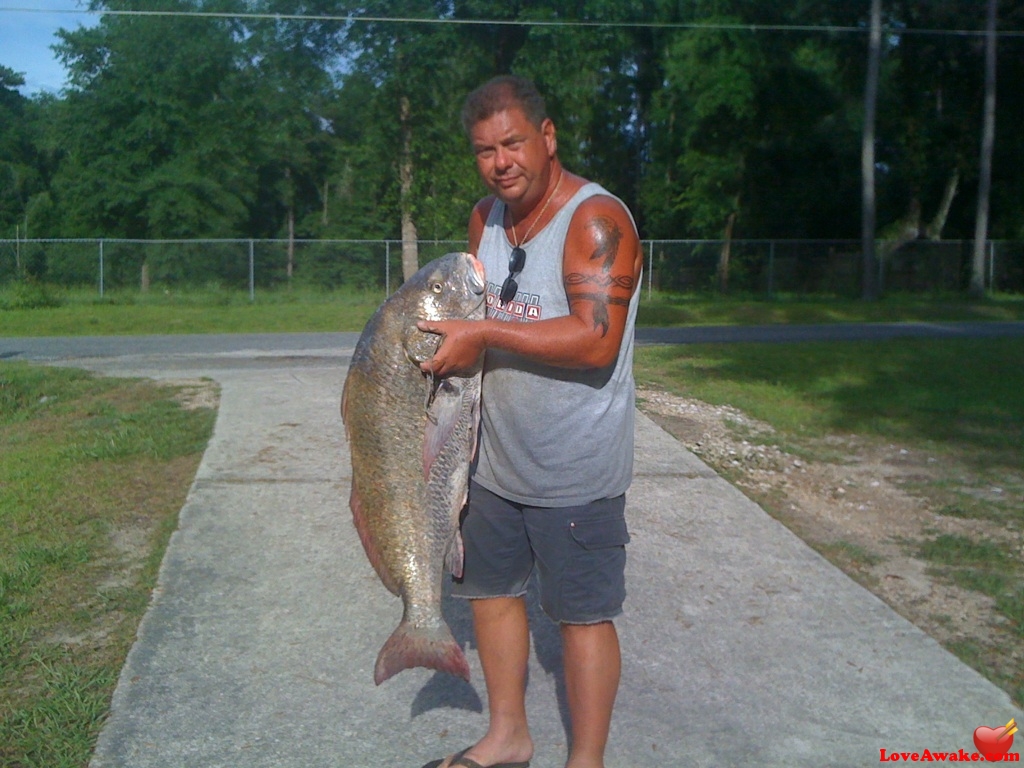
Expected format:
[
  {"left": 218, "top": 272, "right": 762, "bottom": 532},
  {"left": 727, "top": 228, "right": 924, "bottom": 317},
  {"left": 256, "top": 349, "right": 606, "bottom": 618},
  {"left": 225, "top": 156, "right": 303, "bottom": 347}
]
[{"left": 27, "top": 342, "right": 1020, "bottom": 767}]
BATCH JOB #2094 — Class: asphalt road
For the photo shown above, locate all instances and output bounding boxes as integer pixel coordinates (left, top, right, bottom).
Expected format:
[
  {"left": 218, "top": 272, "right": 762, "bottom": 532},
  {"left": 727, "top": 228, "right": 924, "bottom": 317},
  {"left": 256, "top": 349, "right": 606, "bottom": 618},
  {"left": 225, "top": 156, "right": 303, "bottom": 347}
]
[{"left": 3, "top": 320, "right": 1023, "bottom": 366}]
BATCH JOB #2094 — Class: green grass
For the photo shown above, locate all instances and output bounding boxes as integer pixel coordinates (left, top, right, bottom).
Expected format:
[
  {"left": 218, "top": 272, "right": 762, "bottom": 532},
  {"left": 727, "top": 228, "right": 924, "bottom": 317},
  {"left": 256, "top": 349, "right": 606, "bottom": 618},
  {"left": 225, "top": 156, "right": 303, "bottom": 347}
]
[
  {"left": 0, "top": 285, "right": 385, "bottom": 336},
  {"left": 1, "top": 283, "right": 1022, "bottom": 336},
  {"left": 0, "top": 362, "right": 216, "bottom": 767},
  {"left": 635, "top": 336, "right": 1023, "bottom": 704},
  {"left": 920, "top": 534, "right": 1016, "bottom": 622},
  {"left": 817, "top": 540, "right": 884, "bottom": 571},
  {"left": 918, "top": 534, "right": 1008, "bottom": 567},
  {"left": 634, "top": 338, "right": 1024, "bottom": 461},
  {"left": 637, "top": 290, "right": 1024, "bottom": 327},
  {"left": 997, "top": 589, "right": 1024, "bottom": 639}
]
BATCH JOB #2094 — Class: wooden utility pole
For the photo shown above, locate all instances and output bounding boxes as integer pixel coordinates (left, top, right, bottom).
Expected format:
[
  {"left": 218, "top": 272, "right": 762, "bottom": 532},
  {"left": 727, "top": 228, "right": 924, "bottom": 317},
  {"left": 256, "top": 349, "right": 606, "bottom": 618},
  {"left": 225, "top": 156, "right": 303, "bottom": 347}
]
[
  {"left": 861, "top": 0, "right": 882, "bottom": 301},
  {"left": 399, "top": 94, "right": 419, "bottom": 282}
]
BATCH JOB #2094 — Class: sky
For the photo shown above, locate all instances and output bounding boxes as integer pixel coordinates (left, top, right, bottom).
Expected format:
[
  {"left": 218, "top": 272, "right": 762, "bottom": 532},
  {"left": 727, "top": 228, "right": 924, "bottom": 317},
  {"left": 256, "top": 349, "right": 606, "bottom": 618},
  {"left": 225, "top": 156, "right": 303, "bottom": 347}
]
[{"left": 0, "top": 2, "right": 98, "bottom": 95}]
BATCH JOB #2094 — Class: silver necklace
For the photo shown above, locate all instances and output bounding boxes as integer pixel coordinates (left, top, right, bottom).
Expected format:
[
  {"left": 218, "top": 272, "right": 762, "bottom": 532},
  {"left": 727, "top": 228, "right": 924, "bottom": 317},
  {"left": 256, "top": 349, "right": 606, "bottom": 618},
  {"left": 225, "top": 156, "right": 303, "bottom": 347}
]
[{"left": 509, "top": 170, "right": 564, "bottom": 249}]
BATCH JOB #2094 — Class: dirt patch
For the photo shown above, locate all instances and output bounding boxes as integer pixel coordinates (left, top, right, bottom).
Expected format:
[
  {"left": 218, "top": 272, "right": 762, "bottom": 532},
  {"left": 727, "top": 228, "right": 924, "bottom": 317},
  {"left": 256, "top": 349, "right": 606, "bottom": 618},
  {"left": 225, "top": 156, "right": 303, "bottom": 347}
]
[
  {"left": 637, "top": 386, "right": 1024, "bottom": 702},
  {"left": 165, "top": 378, "right": 220, "bottom": 411}
]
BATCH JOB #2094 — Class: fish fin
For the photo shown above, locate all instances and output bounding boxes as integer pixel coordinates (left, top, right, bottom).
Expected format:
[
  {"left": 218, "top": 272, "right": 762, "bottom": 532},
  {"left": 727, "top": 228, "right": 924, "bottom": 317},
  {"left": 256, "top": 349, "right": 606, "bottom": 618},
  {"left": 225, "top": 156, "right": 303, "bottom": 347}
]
[
  {"left": 404, "top": 325, "right": 442, "bottom": 365},
  {"left": 469, "top": 388, "right": 481, "bottom": 461},
  {"left": 340, "top": 374, "right": 351, "bottom": 432},
  {"left": 445, "top": 528, "right": 464, "bottom": 579},
  {"left": 423, "top": 380, "right": 461, "bottom": 480},
  {"left": 424, "top": 369, "right": 440, "bottom": 414},
  {"left": 374, "top": 619, "right": 470, "bottom": 685},
  {"left": 349, "top": 485, "right": 401, "bottom": 596}
]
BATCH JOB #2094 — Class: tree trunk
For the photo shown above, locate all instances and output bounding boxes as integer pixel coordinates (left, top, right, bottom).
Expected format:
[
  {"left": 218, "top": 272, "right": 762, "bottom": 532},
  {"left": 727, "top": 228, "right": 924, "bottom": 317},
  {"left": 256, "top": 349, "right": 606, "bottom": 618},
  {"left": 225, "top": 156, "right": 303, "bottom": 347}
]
[
  {"left": 718, "top": 211, "right": 736, "bottom": 294},
  {"left": 878, "top": 198, "right": 920, "bottom": 264},
  {"left": 861, "top": 0, "right": 882, "bottom": 301},
  {"left": 924, "top": 170, "right": 959, "bottom": 240},
  {"left": 322, "top": 179, "right": 329, "bottom": 226},
  {"left": 399, "top": 94, "right": 419, "bottom": 282},
  {"left": 970, "top": 0, "right": 997, "bottom": 298}
]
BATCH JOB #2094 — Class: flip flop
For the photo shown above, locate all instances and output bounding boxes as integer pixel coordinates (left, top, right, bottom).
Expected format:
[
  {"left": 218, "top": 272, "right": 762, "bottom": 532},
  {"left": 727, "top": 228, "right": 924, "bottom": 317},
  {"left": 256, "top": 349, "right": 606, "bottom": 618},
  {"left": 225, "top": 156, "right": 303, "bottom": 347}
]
[{"left": 421, "top": 747, "right": 530, "bottom": 768}]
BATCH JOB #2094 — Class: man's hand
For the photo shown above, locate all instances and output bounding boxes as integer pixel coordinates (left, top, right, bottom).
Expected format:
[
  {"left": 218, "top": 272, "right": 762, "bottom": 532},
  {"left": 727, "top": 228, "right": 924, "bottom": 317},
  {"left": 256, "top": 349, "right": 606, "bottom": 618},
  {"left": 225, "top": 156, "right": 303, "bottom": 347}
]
[{"left": 417, "top": 319, "right": 486, "bottom": 377}]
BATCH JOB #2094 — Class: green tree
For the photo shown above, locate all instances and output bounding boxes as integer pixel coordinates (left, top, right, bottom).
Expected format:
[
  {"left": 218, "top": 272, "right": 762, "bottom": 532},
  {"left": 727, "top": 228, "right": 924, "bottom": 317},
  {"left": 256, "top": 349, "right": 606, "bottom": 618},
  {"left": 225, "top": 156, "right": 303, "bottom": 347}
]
[
  {"left": 0, "top": 66, "right": 43, "bottom": 241},
  {"left": 992, "top": 5, "right": 1024, "bottom": 241},
  {"left": 342, "top": 0, "right": 487, "bottom": 279},
  {"left": 50, "top": 0, "right": 256, "bottom": 242},
  {"left": 646, "top": 4, "right": 791, "bottom": 289},
  {"left": 243, "top": 1, "right": 348, "bottom": 285},
  {"left": 510, "top": 2, "right": 640, "bottom": 209},
  {"left": 870, "top": 2, "right": 975, "bottom": 242},
  {"left": 5, "top": 1, "right": 1021, "bottom": 297}
]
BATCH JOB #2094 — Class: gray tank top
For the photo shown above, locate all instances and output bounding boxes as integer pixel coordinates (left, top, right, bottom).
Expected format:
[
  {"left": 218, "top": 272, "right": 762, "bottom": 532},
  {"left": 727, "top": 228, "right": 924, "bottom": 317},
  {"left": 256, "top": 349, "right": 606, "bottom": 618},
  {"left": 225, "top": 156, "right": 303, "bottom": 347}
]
[{"left": 473, "top": 181, "right": 640, "bottom": 506}]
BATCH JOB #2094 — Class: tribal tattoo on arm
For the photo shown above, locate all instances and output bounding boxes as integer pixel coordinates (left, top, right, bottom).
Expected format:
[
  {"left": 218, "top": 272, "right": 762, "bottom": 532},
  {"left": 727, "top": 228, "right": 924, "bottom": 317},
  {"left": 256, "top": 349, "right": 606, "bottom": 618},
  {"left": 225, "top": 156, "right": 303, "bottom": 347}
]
[
  {"left": 586, "top": 215, "right": 623, "bottom": 273},
  {"left": 565, "top": 276, "right": 626, "bottom": 335},
  {"left": 565, "top": 213, "right": 636, "bottom": 337}
]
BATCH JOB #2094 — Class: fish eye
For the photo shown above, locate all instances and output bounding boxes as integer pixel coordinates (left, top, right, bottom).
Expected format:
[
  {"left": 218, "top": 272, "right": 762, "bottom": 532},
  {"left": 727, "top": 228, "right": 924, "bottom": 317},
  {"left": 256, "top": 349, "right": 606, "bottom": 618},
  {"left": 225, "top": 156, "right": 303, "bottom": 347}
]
[{"left": 431, "top": 282, "right": 443, "bottom": 294}]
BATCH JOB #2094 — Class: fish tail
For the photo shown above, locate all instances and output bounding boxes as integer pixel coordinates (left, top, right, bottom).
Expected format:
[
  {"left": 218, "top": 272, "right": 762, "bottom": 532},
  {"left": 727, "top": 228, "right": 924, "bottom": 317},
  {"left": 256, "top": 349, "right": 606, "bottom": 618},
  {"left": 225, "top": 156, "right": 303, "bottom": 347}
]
[{"left": 373, "top": 620, "right": 470, "bottom": 685}]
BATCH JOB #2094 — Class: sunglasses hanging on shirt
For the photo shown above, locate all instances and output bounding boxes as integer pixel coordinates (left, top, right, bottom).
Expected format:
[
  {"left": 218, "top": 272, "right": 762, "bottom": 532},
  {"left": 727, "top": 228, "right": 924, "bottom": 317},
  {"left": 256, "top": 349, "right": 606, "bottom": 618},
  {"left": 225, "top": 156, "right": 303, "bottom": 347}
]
[
  {"left": 500, "top": 246, "right": 526, "bottom": 305},
  {"left": 501, "top": 171, "right": 563, "bottom": 307}
]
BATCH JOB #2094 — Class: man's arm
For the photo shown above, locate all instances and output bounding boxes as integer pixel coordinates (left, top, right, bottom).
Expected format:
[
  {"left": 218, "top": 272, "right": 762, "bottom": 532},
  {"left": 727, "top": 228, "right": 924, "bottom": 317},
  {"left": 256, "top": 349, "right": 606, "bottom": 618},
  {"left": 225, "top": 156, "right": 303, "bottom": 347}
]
[
  {"left": 420, "top": 195, "right": 641, "bottom": 376},
  {"left": 467, "top": 197, "right": 494, "bottom": 255}
]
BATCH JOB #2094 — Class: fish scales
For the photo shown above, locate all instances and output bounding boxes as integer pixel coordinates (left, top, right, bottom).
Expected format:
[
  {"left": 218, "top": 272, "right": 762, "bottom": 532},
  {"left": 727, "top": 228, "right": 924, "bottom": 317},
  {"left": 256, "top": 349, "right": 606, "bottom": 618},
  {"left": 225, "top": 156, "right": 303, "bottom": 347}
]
[{"left": 341, "top": 252, "right": 485, "bottom": 685}]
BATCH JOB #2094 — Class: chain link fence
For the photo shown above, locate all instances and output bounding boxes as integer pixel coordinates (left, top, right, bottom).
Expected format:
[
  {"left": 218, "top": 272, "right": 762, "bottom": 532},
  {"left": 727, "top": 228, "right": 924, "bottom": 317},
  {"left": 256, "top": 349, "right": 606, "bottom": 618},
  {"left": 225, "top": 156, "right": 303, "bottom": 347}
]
[
  {"left": 0, "top": 238, "right": 1021, "bottom": 297},
  {"left": 0, "top": 239, "right": 466, "bottom": 298},
  {"left": 645, "top": 239, "right": 1023, "bottom": 296}
]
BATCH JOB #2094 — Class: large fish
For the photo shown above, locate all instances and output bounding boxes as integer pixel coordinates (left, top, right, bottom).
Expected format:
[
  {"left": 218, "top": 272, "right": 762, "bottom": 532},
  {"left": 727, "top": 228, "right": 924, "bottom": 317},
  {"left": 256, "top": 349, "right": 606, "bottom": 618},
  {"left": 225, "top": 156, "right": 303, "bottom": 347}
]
[{"left": 341, "top": 252, "right": 486, "bottom": 685}]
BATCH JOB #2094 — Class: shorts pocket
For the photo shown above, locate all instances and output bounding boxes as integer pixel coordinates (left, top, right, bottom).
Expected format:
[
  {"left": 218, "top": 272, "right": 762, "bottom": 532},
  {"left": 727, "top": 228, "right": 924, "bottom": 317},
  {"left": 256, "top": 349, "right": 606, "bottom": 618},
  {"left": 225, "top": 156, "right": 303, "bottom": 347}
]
[
  {"left": 568, "top": 515, "right": 630, "bottom": 549},
  {"left": 553, "top": 514, "right": 629, "bottom": 623}
]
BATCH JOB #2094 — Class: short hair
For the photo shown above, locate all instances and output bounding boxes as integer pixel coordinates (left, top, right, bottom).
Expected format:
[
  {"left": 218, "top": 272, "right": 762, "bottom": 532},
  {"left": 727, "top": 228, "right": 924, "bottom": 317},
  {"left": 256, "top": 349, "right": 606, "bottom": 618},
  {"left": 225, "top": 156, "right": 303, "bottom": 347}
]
[{"left": 460, "top": 75, "right": 548, "bottom": 135}]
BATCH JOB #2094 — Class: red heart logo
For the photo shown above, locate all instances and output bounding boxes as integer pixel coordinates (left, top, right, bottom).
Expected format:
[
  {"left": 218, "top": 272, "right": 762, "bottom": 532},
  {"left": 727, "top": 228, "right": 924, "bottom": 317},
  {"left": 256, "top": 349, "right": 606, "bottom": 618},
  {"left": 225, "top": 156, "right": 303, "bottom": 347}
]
[{"left": 974, "top": 725, "right": 1015, "bottom": 762}]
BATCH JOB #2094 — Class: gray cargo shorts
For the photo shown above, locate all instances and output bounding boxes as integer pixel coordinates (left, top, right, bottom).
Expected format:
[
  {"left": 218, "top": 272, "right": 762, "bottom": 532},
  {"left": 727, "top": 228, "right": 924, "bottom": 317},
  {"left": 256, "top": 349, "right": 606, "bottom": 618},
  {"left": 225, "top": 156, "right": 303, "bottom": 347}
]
[{"left": 451, "top": 481, "right": 629, "bottom": 624}]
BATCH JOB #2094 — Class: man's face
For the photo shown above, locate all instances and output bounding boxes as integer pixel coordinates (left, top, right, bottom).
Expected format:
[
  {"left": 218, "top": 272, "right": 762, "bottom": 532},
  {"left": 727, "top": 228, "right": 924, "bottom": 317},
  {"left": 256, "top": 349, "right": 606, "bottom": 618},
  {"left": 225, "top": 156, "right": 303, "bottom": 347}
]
[{"left": 469, "top": 107, "right": 556, "bottom": 210}]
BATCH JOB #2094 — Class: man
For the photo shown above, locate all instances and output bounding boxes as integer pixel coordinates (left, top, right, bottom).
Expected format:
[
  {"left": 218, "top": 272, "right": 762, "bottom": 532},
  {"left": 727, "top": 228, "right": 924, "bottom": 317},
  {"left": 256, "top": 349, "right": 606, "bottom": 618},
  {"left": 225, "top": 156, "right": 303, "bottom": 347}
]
[{"left": 419, "top": 75, "right": 642, "bottom": 768}]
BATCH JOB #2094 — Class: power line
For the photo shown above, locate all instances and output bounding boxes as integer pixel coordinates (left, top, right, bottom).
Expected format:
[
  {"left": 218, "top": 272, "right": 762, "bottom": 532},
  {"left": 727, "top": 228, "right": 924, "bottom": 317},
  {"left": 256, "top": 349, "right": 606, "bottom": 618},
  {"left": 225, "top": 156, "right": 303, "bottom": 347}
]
[{"left": 1, "top": 6, "right": 1023, "bottom": 38}]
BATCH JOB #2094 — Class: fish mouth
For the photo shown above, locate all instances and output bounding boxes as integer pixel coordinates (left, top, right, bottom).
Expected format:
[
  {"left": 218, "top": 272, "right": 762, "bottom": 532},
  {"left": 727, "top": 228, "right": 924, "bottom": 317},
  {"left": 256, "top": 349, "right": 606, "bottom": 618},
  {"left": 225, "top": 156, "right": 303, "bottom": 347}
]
[
  {"left": 465, "top": 281, "right": 486, "bottom": 317},
  {"left": 466, "top": 254, "right": 486, "bottom": 295},
  {"left": 465, "top": 263, "right": 486, "bottom": 317}
]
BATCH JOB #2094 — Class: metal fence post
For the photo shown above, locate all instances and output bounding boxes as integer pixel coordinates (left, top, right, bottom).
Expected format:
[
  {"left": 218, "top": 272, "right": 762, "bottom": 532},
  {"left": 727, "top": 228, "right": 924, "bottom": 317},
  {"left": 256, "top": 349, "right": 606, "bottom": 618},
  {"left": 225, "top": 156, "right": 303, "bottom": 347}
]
[
  {"left": 988, "top": 240, "right": 995, "bottom": 293},
  {"left": 8, "top": 236, "right": 1024, "bottom": 297},
  {"left": 647, "top": 240, "right": 653, "bottom": 300},
  {"left": 878, "top": 246, "right": 885, "bottom": 295}
]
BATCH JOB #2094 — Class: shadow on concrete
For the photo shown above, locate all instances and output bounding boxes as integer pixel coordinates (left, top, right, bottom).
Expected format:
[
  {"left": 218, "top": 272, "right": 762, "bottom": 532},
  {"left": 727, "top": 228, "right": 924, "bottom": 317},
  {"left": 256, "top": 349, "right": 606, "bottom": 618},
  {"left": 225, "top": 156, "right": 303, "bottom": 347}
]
[{"left": 411, "top": 577, "right": 574, "bottom": 748}]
